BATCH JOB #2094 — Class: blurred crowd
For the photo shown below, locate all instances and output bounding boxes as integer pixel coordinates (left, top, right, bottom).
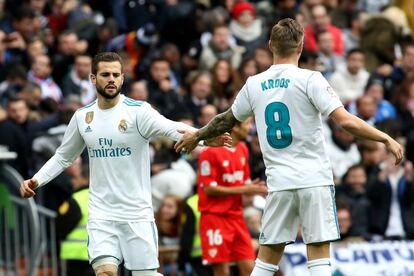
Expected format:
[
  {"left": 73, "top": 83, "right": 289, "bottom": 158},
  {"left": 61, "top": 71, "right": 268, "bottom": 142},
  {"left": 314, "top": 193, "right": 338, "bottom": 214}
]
[{"left": 0, "top": 0, "right": 414, "bottom": 274}]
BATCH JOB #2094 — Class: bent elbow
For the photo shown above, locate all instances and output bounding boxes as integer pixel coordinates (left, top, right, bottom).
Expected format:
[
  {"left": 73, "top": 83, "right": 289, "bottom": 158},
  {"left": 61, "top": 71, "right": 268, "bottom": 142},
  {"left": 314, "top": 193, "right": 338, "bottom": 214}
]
[{"left": 338, "top": 118, "right": 360, "bottom": 133}]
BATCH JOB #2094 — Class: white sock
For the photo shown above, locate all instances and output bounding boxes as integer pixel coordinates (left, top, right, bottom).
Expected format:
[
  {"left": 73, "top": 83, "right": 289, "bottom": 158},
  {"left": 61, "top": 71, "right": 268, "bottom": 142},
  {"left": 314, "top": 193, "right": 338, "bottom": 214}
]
[
  {"left": 250, "top": 259, "right": 279, "bottom": 276},
  {"left": 307, "top": 258, "right": 331, "bottom": 276}
]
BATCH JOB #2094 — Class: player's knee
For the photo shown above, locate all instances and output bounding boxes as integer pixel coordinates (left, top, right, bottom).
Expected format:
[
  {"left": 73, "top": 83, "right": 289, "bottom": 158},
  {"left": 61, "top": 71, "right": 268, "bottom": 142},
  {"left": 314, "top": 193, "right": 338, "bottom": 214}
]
[
  {"left": 94, "top": 264, "right": 118, "bottom": 276},
  {"left": 131, "top": 270, "right": 162, "bottom": 276}
]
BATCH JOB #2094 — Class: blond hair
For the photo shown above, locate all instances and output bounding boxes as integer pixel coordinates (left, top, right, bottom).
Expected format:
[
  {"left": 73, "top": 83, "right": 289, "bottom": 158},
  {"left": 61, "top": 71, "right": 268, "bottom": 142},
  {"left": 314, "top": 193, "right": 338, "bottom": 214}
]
[{"left": 270, "top": 18, "right": 304, "bottom": 57}]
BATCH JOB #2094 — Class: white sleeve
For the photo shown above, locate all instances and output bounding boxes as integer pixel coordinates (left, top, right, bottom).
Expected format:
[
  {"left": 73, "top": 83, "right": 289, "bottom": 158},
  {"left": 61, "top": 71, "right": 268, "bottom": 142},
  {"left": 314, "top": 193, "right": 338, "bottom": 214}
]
[
  {"left": 137, "top": 102, "right": 196, "bottom": 141},
  {"left": 231, "top": 82, "right": 253, "bottom": 122},
  {"left": 307, "top": 72, "right": 343, "bottom": 116},
  {"left": 34, "top": 112, "right": 86, "bottom": 187}
]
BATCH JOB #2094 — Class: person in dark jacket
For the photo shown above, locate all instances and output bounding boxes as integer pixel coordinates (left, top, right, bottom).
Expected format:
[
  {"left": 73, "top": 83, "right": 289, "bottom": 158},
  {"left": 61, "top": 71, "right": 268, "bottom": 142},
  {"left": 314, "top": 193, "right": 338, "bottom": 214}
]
[{"left": 367, "top": 153, "right": 414, "bottom": 240}]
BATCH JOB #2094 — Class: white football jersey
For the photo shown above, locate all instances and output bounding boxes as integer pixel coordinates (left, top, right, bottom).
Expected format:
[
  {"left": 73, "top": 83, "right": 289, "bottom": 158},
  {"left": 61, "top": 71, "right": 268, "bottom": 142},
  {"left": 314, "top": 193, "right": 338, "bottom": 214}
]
[
  {"left": 34, "top": 95, "right": 190, "bottom": 221},
  {"left": 231, "top": 64, "right": 343, "bottom": 191}
]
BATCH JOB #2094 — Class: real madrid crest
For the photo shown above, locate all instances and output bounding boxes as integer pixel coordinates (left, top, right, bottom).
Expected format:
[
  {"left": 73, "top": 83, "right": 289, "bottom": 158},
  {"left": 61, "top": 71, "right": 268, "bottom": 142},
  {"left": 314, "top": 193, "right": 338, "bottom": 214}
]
[
  {"left": 85, "top": 111, "right": 94, "bottom": 124},
  {"left": 118, "top": 119, "right": 128, "bottom": 132}
]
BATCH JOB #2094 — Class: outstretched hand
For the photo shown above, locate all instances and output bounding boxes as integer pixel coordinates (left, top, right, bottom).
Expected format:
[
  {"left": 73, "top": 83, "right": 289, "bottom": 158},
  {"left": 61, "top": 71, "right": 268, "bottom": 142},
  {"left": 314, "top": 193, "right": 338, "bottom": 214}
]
[
  {"left": 385, "top": 138, "right": 404, "bottom": 165},
  {"left": 174, "top": 129, "right": 232, "bottom": 154},
  {"left": 20, "top": 178, "right": 38, "bottom": 198}
]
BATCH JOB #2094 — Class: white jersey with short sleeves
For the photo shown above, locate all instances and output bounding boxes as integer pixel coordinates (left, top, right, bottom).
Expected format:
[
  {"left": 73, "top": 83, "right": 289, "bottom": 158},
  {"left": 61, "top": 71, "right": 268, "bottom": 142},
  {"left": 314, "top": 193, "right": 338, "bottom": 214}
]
[
  {"left": 34, "top": 95, "right": 190, "bottom": 221},
  {"left": 231, "top": 64, "right": 343, "bottom": 191}
]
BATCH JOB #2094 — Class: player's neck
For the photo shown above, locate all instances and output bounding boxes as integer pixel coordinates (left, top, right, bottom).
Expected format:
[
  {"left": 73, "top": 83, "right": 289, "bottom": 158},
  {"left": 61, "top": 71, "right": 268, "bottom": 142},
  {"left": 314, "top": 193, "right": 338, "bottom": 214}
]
[
  {"left": 273, "top": 55, "right": 299, "bottom": 66},
  {"left": 97, "top": 94, "right": 121, "bottom": 110},
  {"left": 231, "top": 133, "right": 240, "bottom": 147}
]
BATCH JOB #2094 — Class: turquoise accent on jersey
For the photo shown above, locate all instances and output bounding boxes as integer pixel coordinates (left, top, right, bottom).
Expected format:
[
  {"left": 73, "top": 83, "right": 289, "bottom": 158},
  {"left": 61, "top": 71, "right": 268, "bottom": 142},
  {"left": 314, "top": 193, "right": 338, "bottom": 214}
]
[
  {"left": 79, "top": 101, "right": 96, "bottom": 110},
  {"left": 123, "top": 98, "right": 143, "bottom": 106},
  {"left": 330, "top": 186, "right": 340, "bottom": 239},
  {"left": 261, "top": 78, "right": 290, "bottom": 91},
  {"left": 264, "top": 102, "right": 292, "bottom": 149}
]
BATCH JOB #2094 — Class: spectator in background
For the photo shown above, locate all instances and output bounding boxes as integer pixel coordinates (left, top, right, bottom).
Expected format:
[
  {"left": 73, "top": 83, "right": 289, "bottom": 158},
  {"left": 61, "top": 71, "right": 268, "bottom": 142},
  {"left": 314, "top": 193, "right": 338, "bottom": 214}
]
[
  {"left": 349, "top": 80, "right": 396, "bottom": 123},
  {"left": 248, "top": 133, "right": 266, "bottom": 181},
  {"left": 2, "top": 5, "right": 36, "bottom": 41},
  {"left": 60, "top": 54, "right": 95, "bottom": 105},
  {"left": 199, "top": 23, "right": 244, "bottom": 70},
  {"left": 392, "top": 78, "right": 414, "bottom": 164},
  {"left": 146, "top": 57, "right": 182, "bottom": 119},
  {"left": 0, "top": 105, "right": 29, "bottom": 178},
  {"left": 316, "top": 30, "right": 344, "bottom": 79},
  {"left": 329, "top": 48, "right": 369, "bottom": 105},
  {"left": 26, "top": 36, "right": 47, "bottom": 63},
  {"left": 59, "top": 163, "right": 93, "bottom": 276},
  {"left": 305, "top": 4, "right": 344, "bottom": 56},
  {"left": 336, "top": 165, "right": 370, "bottom": 238},
  {"left": 229, "top": 2, "right": 266, "bottom": 58},
  {"left": 360, "top": 15, "right": 404, "bottom": 74},
  {"left": 151, "top": 143, "right": 196, "bottom": 212},
  {"left": 358, "top": 140, "right": 386, "bottom": 184},
  {"left": 18, "top": 81, "right": 42, "bottom": 110},
  {"left": 28, "top": 54, "right": 62, "bottom": 102},
  {"left": 178, "top": 193, "right": 212, "bottom": 276},
  {"left": 335, "top": 197, "right": 364, "bottom": 241},
  {"left": 325, "top": 120, "right": 361, "bottom": 181},
  {"left": 0, "top": 64, "right": 27, "bottom": 106},
  {"left": 392, "top": 78, "right": 414, "bottom": 137},
  {"left": 53, "top": 30, "right": 88, "bottom": 84},
  {"left": 239, "top": 57, "right": 259, "bottom": 83},
  {"left": 155, "top": 195, "right": 185, "bottom": 274},
  {"left": 367, "top": 153, "right": 414, "bottom": 240},
  {"left": 254, "top": 46, "right": 272, "bottom": 73},
  {"left": 211, "top": 59, "right": 242, "bottom": 112},
  {"left": 198, "top": 104, "right": 218, "bottom": 128},
  {"left": 354, "top": 95, "right": 377, "bottom": 125},
  {"left": 127, "top": 80, "right": 148, "bottom": 101},
  {"left": 298, "top": 50, "right": 318, "bottom": 70},
  {"left": 367, "top": 81, "right": 397, "bottom": 121},
  {"left": 184, "top": 71, "right": 213, "bottom": 125},
  {"left": 6, "top": 95, "right": 59, "bottom": 169},
  {"left": 342, "top": 11, "right": 364, "bottom": 54},
  {"left": 298, "top": 0, "right": 322, "bottom": 24},
  {"left": 244, "top": 206, "right": 262, "bottom": 251}
]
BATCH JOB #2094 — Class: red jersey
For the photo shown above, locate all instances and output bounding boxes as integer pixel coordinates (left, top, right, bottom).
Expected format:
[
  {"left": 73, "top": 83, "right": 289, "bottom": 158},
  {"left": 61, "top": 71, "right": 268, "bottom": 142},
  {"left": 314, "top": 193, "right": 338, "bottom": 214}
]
[
  {"left": 304, "top": 24, "right": 344, "bottom": 56},
  {"left": 197, "top": 142, "right": 250, "bottom": 216}
]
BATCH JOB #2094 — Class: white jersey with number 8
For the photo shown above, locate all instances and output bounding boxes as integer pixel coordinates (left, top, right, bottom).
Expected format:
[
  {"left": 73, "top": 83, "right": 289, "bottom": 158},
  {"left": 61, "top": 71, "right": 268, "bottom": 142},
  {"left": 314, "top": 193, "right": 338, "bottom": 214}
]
[{"left": 231, "top": 64, "right": 343, "bottom": 192}]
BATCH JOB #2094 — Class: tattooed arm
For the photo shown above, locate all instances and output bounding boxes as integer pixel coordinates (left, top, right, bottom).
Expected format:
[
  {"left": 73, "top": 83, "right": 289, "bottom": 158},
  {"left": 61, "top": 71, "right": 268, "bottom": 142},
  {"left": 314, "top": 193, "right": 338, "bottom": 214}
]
[
  {"left": 197, "top": 109, "right": 238, "bottom": 141},
  {"left": 175, "top": 109, "right": 237, "bottom": 153}
]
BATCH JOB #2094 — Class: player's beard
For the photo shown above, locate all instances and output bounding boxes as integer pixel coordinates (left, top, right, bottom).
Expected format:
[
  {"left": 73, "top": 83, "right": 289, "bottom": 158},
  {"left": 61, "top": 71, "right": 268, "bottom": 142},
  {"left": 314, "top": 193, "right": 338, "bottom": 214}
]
[{"left": 96, "top": 84, "right": 121, "bottom": 99}]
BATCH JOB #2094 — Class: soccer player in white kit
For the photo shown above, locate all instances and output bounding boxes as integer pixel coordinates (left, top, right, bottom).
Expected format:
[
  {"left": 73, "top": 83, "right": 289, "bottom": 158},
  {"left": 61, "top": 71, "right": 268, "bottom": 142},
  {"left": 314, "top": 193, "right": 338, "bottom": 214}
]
[
  {"left": 19, "top": 52, "right": 231, "bottom": 276},
  {"left": 175, "top": 19, "right": 404, "bottom": 276}
]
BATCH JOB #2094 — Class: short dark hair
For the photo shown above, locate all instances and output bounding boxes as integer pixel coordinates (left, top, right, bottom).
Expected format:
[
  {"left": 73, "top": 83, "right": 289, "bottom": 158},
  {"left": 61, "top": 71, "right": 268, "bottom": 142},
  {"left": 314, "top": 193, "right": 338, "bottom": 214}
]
[
  {"left": 91, "top": 52, "right": 124, "bottom": 75},
  {"left": 346, "top": 48, "right": 364, "bottom": 59},
  {"left": 12, "top": 6, "right": 35, "bottom": 21}
]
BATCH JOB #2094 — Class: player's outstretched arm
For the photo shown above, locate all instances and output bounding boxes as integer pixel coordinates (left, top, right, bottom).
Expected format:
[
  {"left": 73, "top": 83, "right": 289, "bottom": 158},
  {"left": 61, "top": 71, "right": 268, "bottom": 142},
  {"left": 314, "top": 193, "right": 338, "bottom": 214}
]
[
  {"left": 174, "top": 109, "right": 238, "bottom": 154},
  {"left": 329, "top": 106, "right": 404, "bottom": 165},
  {"left": 204, "top": 178, "right": 267, "bottom": 196},
  {"left": 20, "top": 178, "right": 38, "bottom": 198}
]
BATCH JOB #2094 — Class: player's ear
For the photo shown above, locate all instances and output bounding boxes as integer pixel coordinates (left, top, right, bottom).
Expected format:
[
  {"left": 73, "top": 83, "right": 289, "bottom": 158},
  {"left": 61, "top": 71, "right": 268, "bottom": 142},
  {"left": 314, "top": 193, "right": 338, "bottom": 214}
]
[
  {"left": 121, "top": 73, "right": 125, "bottom": 86},
  {"left": 268, "top": 40, "right": 272, "bottom": 52},
  {"left": 90, "top": 73, "right": 96, "bottom": 85}
]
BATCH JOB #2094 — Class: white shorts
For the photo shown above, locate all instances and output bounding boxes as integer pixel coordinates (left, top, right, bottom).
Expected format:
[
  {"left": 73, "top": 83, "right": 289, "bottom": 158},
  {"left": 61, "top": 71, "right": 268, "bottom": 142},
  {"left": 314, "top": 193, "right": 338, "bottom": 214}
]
[
  {"left": 87, "top": 219, "right": 159, "bottom": 270},
  {"left": 259, "top": 186, "right": 340, "bottom": 245}
]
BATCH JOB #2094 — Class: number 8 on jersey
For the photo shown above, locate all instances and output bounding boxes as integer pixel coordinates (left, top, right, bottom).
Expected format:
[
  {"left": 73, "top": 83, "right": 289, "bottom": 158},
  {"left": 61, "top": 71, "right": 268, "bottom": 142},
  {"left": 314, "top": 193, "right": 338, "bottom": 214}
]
[{"left": 265, "top": 102, "right": 292, "bottom": 149}]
